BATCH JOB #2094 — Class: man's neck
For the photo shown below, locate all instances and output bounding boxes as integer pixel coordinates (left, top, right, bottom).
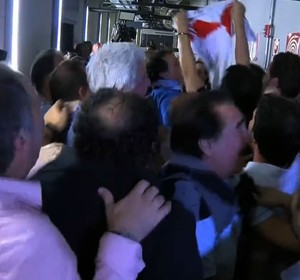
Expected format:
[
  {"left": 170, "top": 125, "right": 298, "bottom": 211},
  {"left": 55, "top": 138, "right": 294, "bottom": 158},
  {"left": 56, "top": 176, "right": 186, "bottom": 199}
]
[{"left": 253, "top": 153, "right": 267, "bottom": 164}]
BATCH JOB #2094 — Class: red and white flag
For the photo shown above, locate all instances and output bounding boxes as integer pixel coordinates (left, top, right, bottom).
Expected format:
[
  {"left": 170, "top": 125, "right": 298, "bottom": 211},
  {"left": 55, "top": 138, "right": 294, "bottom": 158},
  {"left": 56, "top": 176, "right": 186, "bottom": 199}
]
[{"left": 187, "top": 0, "right": 256, "bottom": 88}]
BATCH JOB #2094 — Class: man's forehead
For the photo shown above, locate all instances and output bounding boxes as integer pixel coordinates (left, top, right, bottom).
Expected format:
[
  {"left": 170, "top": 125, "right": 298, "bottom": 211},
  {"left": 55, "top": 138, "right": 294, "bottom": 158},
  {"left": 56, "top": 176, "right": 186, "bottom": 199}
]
[{"left": 215, "top": 103, "right": 243, "bottom": 123}]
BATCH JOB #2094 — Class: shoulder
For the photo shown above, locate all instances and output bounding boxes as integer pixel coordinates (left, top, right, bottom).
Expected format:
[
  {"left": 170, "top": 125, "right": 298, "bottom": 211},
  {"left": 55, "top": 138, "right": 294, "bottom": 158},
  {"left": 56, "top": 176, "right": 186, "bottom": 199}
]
[{"left": 0, "top": 207, "right": 74, "bottom": 262}]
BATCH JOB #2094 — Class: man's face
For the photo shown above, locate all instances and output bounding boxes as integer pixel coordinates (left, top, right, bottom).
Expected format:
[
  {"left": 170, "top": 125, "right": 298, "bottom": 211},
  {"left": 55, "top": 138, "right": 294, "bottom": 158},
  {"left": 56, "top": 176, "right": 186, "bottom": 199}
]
[
  {"left": 205, "top": 104, "right": 249, "bottom": 179},
  {"left": 132, "top": 61, "right": 151, "bottom": 97},
  {"left": 162, "top": 53, "right": 183, "bottom": 83}
]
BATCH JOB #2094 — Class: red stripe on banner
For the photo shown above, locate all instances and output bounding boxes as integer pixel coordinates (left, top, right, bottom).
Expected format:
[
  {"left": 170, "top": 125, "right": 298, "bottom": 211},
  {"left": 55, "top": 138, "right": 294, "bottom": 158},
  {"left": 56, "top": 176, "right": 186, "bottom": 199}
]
[
  {"left": 191, "top": 4, "right": 233, "bottom": 39},
  {"left": 191, "top": 20, "right": 221, "bottom": 39},
  {"left": 221, "top": 5, "right": 233, "bottom": 35}
]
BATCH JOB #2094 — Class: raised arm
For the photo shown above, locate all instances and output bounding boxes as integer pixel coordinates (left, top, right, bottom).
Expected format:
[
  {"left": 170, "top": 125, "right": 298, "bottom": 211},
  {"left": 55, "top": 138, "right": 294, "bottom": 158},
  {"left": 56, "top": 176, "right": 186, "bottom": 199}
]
[
  {"left": 173, "top": 11, "right": 205, "bottom": 93},
  {"left": 232, "top": 0, "right": 250, "bottom": 66}
]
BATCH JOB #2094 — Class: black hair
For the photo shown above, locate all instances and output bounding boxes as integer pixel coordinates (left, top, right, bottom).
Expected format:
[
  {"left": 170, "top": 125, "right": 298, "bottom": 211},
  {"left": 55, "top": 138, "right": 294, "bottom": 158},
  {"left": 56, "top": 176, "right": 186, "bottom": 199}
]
[
  {"left": 30, "top": 49, "right": 62, "bottom": 95},
  {"left": 146, "top": 49, "right": 174, "bottom": 83},
  {"left": 253, "top": 94, "right": 300, "bottom": 167},
  {"left": 220, "top": 64, "right": 263, "bottom": 125},
  {"left": 170, "top": 90, "right": 233, "bottom": 158},
  {"left": 74, "top": 88, "right": 159, "bottom": 167},
  {"left": 75, "top": 41, "right": 92, "bottom": 58},
  {"left": 49, "top": 59, "right": 88, "bottom": 103},
  {"left": 0, "top": 66, "right": 33, "bottom": 174},
  {"left": 249, "top": 63, "right": 266, "bottom": 83},
  {"left": 270, "top": 52, "right": 300, "bottom": 98}
]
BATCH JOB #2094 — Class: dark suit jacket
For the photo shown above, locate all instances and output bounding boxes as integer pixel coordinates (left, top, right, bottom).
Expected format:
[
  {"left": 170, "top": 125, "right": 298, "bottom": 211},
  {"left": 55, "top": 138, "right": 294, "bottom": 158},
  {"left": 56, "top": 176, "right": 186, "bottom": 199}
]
[{"left": 33, "top": 147, "right": 203, "bottom": 280}]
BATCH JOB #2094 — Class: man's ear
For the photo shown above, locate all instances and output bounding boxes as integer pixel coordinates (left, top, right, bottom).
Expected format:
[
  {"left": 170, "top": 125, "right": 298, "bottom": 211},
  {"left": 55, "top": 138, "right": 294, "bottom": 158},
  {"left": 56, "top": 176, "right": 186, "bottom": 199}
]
[
  {"left": 79, "top": 86, "right": 90, "bottom": 101},
  {"left": 198, "top": 138, "right": 213, "bottom": 157}
]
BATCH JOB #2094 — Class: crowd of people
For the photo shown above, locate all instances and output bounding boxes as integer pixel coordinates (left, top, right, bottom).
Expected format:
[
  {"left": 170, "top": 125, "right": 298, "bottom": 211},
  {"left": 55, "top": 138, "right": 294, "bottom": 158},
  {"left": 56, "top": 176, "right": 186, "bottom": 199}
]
[{"left": 1, "top": 0, "right": 300, "bottom": 279}]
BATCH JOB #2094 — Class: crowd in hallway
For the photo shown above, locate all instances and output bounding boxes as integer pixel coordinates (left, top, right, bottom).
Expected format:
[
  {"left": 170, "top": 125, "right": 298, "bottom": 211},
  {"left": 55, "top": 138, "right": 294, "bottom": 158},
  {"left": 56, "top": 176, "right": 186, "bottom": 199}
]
[{"left": 2, "top": 0, "right": 300, "bottom": 279}]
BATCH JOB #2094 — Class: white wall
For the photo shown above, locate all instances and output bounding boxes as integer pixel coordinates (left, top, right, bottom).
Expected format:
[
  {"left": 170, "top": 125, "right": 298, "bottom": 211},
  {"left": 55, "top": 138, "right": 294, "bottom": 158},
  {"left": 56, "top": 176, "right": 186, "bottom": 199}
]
[
  {"left": 18, "top": 0, "right": 53, "bottom": 76},
  {"left": 240, "top": 0, "right": 272, "bottom": 66},
  {"left": 272, "top": 0, "right": 300, "bottom": 53},
  {"left": 73, "top": 0, "right": 85, "bottom": 44},
  {"left": 241, "top": 0, "right": 300, "bottom": 67}
]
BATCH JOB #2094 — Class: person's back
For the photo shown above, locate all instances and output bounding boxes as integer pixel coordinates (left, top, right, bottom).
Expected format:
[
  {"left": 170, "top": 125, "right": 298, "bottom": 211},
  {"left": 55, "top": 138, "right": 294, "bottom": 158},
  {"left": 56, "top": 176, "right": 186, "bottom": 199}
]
[{"left": 34, "top": 89, "right": 203, "bottom": 280}]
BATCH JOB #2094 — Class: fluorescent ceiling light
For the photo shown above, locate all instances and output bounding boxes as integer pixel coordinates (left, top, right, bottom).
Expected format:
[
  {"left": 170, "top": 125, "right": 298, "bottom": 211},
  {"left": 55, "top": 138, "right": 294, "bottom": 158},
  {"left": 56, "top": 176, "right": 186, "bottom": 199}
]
[
  {"left": 11, "top": 0, "right": 20, "bottom": 70},
  {"left": 84, "top": 6, "right": 89, "bottom": 41},
  {"left": 56, "top": 0, "right": 63, "bottom": 50},
  {"left": 98, "top": 13, "right": 102, "bottom": 42}
]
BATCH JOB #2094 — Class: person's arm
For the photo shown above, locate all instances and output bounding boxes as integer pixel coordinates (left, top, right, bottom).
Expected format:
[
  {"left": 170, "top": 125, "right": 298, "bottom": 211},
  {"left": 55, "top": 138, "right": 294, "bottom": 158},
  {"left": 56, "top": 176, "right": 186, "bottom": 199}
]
[
  {"left": 43, "top": 100, "right": 70, "bottom": 145},
  {"left": 255, "top": 216, "right": 300, "bottom": 254},
  {"left": 95, "top": 233, "right": 144, "bottom": 280},
  {"left": 231, "top": 0, "right": 250, "bottom": 66},
  {"left": 174, "top": 11, "right": 205, "bottom": 93},
  {"left": 255, "top": 186, "right": 292, "bottom": 214},
  {"left": 254, "top": 187, "right": 300, "bottom": 253},
  {"left": 94, "top": 180, "right": 172, "bottom": 280},
  {"left": 0, "top": 214, "right": 80, "bottom": 280},
  {"left": 291, "top": 191, "right": 300, "bottom": 239}
]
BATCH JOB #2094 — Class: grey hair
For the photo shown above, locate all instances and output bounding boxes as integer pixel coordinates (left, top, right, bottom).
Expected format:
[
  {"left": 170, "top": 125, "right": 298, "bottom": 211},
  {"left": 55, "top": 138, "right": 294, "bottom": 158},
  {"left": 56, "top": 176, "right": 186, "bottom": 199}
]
[{"left": 86, "top": 42, "right": 145, "bottom": 93}]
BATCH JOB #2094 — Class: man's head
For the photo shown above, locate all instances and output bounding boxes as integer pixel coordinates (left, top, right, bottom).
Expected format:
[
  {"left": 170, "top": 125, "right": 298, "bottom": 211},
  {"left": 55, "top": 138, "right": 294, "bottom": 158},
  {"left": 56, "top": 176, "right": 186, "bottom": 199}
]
[
  {"left": 266, "top": 52, "right": 300, "bottom": 99},
  {"left": 220, "top": 64, "right": 263, "bottom": 125},
  {"left": 249, "top": 95, "right": 300, "bottom": 168},
  {"left": 30, "top": 49, "right": 64, "bottom": 101},
  {"left": 171, "top": 91, "right": 248, "bottom": 179},
  {"left": 146, "top": 50, "right": 183, "bottom": 84},
  {"left": 0, "top": 64, "right": 43, "bottom": 179},
  {"left": 249, "top": 63, "right": 266, "bottom": 83},
  {"left": 87, "top": 43, "right": 150, "bottom": 97},
  {"left": 74, "top": 88, "right": 159, "bottom": 167},
  {"left": 49, "top": 59, "right": 90, "bottom": 104},
  {"left": 75, "top": 41, "right": 92, "bottom": 61}
]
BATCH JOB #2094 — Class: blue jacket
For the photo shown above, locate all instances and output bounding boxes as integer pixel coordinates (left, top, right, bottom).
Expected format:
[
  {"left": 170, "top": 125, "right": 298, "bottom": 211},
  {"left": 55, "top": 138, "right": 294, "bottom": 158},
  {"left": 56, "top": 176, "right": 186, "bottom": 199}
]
[
  {"left": 159, "top": 153, "right": 240, "bottom": 280},
  {"left": 150, "top": 79, "right": 182, "bottom": 128}
]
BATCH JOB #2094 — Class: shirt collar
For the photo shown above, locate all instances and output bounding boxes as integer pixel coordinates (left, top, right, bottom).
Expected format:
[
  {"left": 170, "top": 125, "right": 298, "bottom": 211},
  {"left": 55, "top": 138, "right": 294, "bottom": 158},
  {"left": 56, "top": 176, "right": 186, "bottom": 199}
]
[
  {"left": 244, "top": 161, "right": 286, "bottom": 183},
  {"left": 153, "top": 79, "right": 182, "bottom": 91},
  {"left": 166, "top": 153, "right": 237, "bottom": 229},
  {"left": 0, "top": 177, "right": 42, "bottom": 208},
  {"left": 169, "top": 152, "right": 211, "bottom": 172}
]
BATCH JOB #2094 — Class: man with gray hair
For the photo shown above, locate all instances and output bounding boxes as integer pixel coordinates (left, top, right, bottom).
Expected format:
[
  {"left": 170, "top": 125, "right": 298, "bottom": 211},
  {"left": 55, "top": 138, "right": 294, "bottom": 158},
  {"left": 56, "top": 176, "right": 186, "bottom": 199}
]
[
  {"left": 87, "top": 42, "right": 151, "bottom": 97},
  {"left": 62, "top": 42, "right": 151, "bottom": 147}
]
